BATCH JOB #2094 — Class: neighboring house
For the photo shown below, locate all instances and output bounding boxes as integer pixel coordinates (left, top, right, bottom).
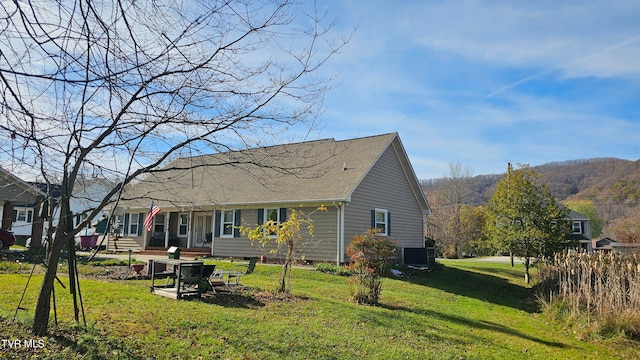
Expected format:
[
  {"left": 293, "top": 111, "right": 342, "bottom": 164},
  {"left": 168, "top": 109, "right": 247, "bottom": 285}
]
[
  {"left": 567, "top": 210, "right": 592, "bottom": 252},
  {"left": 69, "top": 178, "right": 115, "bottom": 235},
  {"left": 592, "top": 237, "right": 616, "bottom": 251},
  {"left": 3, "top": 173, "right": 115, "bottom": 246},
  {"left": 592, "top": 237, "right": 640, "bottom": 252},
  {"left": 0, "top": 167, "right": 47, "bottom": 243},
  {"left": 115, "top": 133, "right": 431, "bottom": 264}
]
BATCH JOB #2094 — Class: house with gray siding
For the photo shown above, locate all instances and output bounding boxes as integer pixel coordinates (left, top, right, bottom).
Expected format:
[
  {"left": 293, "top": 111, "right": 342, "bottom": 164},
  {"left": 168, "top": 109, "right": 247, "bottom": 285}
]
[
  {"left": 567, "top": 210, "right": 592, "bottom": 252},
  {"left": 0, "top": 167, "right": 47, "bottom": 243},
  {"left": 114, "top": 133, "right": 430, "bottom": 264}
]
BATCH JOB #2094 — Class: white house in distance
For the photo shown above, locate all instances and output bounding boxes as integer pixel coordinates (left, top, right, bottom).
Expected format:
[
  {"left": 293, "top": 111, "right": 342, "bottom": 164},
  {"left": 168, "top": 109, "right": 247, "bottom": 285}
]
[
  {"left": 1, "top": 167, "right": 115, "bottom": 247},
  {"left": 114, "top": 133, "right": 431, "bottom": 264},
  {"left": 69, "top": 178, "right": 115, "bottom": 235}
]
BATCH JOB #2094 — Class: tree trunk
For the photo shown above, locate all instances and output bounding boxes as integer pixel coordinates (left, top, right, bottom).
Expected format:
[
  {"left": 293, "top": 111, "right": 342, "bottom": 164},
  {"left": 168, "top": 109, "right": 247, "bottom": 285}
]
[
  {"left": 279, "top": 263, "right": 289, "bottom": 293},
  {"left": 279, "top": 240, "right": 295, "bottom": 293},
  {"left": 32, "top": 233, "right": 67, "bottom": 335},
  {"left": 524, "top": 257, "right": 530, "bottom": 284},
  {"left": 33, "top": 194, "right": 72, "bottom": 336}
]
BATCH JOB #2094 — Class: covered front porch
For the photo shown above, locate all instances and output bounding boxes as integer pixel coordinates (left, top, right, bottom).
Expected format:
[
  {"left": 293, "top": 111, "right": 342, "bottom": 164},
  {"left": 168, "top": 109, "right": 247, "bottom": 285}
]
[
  {"left": 144, "top": 210, "right": 214, "bottom": 252},
  {"left": 139, "top": 246, "right": 211, "bottom": 258}
]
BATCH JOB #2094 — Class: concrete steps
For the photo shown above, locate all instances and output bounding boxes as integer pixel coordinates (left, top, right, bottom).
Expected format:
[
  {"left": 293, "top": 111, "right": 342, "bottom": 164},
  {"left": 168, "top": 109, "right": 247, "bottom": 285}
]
[{"left": 107, "top": 237, "right": 142, "bottom": 252}]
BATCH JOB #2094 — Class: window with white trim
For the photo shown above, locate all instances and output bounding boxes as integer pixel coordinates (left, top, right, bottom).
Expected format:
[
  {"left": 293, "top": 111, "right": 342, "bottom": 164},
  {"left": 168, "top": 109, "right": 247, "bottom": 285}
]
[
  {"left": 265, "top": 208, "right": 280, "bottom": 224},
  {"left": 178, "top": 214, "right": 188, "bottom": 236},
  {"left": 374, "top": 209, "right": 389, "bottom": 236},
  {"left": 265, "top": 208, "right": 280, "bottom": 236},
  {"left": 221, "top": 210, "right": 235, "bottom": 237},
  {"left": 13, "top": 208, "right": 33, "bottom": 223},
  {"left": 129, "top": 213, "right": 139, "bottom": 235},
  {"left": 572, "top": 221, "right": 583, "bottom": 234}
]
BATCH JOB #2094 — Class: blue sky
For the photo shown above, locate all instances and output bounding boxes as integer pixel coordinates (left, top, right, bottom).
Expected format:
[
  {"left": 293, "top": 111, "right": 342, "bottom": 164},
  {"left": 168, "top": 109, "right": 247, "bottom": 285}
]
[{"left": 309, "top": 0, "right": 640, "bottom": 179}]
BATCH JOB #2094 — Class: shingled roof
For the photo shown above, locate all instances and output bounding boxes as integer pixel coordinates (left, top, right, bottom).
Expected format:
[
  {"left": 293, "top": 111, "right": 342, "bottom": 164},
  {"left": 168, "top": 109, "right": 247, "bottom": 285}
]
[
  {"left": 0, "top": 167, "right": 46, "bottom": 204},
  {"left": 121, "top": 133, "right": 427, "bottom": 211}
]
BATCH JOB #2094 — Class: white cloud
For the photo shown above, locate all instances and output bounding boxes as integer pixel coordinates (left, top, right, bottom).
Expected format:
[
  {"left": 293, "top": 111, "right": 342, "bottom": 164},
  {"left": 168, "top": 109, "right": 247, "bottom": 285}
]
[
  {"left": 312, "top": 1, "right": 640, "bottom": 179},
  {"left": 334, "top": 1, "right": 640, "bottom": 80}
]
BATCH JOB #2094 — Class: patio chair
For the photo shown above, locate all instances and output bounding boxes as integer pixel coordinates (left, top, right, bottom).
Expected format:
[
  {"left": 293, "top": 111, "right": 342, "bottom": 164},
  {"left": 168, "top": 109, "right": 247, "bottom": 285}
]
[
  {"left": 150, "top": 260, "right": 177, "bottom": 287},
  {"left": 179, "top": 263, "right": 204, "bottom": 292},
  {"left": 202, "top": 264, "right": 216, "bottom": 279},
  {"left": 226, "top": 257, "right": 258, "bottom": 287},
  {"left": 207, "top": 268, "right": 232, "bottom": 293}
]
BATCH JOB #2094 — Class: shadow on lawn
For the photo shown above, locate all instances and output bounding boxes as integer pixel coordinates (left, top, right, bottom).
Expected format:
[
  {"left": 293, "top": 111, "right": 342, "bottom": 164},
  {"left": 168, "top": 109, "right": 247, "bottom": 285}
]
[
  {"left": 192, "top": 291, "right": 266, "bottom": 309},
  {"left": 402, "top": 264, "right": 538, "bottom": 313},
  {"left": 192, "top": 289, "right": 308, "bottom": 309},
  {"left": 379, "top": 303, "right": 570, "bottom": 349}
]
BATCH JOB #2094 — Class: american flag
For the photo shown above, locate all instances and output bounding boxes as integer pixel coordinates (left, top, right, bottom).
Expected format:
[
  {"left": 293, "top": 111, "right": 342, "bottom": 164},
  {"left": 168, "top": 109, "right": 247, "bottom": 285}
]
[{"left": 143, "top": 201, "right": 161, "bottom": 232}]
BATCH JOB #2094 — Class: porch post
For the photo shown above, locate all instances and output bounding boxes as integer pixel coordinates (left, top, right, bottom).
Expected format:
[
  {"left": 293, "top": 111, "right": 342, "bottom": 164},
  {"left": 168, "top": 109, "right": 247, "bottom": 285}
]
[
  {"left": 164, "top": 212, "right": 169, "bottom": 248},
  {"left": 142, "top": 224, "right": 148, "bottom": 251},
  {"left": 210, "top": 210, "right": 215, "bottom": 256},
  {"left": 187, "top": 211, "right": 193, "bottom": 249}
]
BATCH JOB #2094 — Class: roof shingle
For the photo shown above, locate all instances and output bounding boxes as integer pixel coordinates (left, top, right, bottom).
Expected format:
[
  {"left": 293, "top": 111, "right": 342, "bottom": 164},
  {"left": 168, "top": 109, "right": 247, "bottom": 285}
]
[{"left": 122, "top": 133, "right": 400, "bottom": 209}]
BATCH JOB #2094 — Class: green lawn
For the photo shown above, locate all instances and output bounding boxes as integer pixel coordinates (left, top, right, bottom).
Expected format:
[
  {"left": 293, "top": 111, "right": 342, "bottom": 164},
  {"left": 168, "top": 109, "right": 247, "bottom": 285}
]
[{"left": 0, "top": 258, "right": 637, "bottom": 359}]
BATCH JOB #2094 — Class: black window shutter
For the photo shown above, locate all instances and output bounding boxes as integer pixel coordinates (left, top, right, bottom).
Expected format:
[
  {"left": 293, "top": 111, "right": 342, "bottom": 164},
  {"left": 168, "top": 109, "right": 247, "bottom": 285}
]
[
  {"left": 371, "top": 209, "right": 376, "bottom": 229},
  {"left": 387, "top": 212, "right": 391, "bottom": 235},
  {"left": 214, "top": 210, "right": 221, "bottom": 237},
  {"left": 257, "top": 208, "right": 264, "bottom": 225},
  {"left": 234, "top": 210, "right": 241, "bottom": 238},
  {"left": 138, "top": 213, "right": 144, "bottom": 236},
  {"left": 279, "top": 208, "right": 287, "bottom": 222},
  {"left": 124, "top": 214, "right": 130, "bottom": 235}
]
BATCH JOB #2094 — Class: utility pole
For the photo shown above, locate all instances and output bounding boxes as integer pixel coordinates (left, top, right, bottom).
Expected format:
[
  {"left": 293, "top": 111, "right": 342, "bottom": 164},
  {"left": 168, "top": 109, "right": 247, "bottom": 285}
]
[{"left": 507, "top": 162, "right": 514, "bottom": 267}]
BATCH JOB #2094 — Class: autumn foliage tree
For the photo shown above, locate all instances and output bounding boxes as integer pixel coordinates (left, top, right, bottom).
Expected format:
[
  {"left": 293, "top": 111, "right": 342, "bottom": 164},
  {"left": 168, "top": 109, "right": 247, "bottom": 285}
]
[
  {"left": 611, "top": 206, "right": 640, "bottom": 243},
  {"left": 240, "top": 206, "right": 326, "bottom": 293},
  {"left": 346, "top": 229, "right": 396, "bottom": 305},
  {"left": 485, "top": 164, "right": 569, "bottom": 283},
  {"left": 0, "top": 0, "right": 347, "bottom": 335},
  {"left": 461, "top": 205, "right": 489, "bottom": 256}
]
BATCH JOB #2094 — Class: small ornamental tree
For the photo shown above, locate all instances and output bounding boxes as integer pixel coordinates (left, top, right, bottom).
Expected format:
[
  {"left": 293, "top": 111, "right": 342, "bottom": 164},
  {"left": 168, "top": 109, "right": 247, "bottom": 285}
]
[
  {"left": 240, "top": 206, "right": 326, "bottom": 293},
  {"left": 346, "top": 229, "right": 396, "bottom": 305}
]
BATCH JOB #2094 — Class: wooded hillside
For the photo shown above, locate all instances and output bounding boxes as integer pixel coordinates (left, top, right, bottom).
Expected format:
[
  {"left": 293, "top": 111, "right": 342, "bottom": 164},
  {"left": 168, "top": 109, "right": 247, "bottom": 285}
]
[{"left": 421, "top": 158, "right": 640, "bottom": 233}]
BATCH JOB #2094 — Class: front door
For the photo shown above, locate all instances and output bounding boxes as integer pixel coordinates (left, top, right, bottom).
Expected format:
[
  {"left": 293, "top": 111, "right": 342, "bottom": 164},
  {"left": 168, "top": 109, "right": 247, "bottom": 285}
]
[{"left": 193, "top": 214, "right": 212, "bottom": 248}]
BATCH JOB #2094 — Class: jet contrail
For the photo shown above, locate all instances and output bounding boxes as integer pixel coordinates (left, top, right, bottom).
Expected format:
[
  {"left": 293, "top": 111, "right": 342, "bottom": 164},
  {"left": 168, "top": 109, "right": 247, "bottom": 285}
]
[{"left": 482, "top": 34, "right": 640, "bottom": 100}]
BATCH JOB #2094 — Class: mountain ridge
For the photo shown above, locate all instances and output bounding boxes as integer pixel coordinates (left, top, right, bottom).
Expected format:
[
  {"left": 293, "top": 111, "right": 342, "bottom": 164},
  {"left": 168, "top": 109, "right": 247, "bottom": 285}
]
[{"left": 420, "top": 157, "right": 640, "bottom": 227}]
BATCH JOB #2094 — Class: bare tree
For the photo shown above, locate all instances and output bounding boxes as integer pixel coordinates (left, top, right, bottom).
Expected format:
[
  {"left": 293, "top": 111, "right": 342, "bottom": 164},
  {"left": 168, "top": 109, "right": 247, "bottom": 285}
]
[
  {"left": 611, "top": 205, "right": 640, "bottom": 243},
  {"left": 0, "top": 0, "right": 348, "bottom": 335},
  {"left": 424, "top": 163, "right": 473, "bottom": 258}
]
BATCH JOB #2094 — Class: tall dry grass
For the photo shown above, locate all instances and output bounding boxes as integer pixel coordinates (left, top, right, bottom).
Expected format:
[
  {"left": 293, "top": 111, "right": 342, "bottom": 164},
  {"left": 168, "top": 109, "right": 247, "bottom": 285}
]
[{"left": 537, "top": 250, "right": 640, "bottom": 339}]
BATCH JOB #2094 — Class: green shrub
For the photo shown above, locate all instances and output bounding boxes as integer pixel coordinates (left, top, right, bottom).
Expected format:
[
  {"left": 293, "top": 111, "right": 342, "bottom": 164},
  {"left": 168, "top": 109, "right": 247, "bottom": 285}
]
[
  {"left": 597, "top": 311, "right": 640, "bottom": 341},
  {"left": 85, "top": 258, "right": 143, "bottom": 266},
  {"left": 314, "top": 262, "right": 354, "bottom": 276},
  {"left": 0, "top": 260, "right": 32, "bottom": 273}
]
